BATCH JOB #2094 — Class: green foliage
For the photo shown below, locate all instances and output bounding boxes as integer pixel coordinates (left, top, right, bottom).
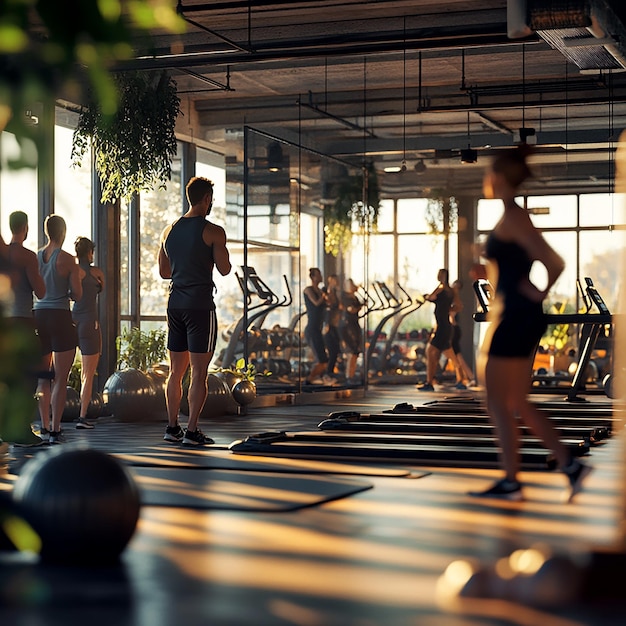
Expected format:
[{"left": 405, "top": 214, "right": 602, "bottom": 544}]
[
  {"left": 68, "top": 355, "right": 82, "bottom": 393},
  {"left": 214, "top": 357, "right": 271, "bottom": 383},
  {"left": 324, "top": 163, "right": 381, "bottom": 257},
  {"left": 0, "top": 0, "right": 185, "bottom": 171},
  {"left": 425, "top": 192, "right": 458, "bottom": 236},
  {"left": 116, "top": 327, "right": 167, "bottom": 372},
  {"left": 0, "top": 312, "right": 40, "bottom": 442},
  {"left": 72, "top": 71, "right": 181, "bottom": 202}
]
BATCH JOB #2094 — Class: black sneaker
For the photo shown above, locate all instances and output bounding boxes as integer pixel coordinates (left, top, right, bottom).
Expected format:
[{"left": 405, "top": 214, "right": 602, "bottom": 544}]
[
  {"left": 163, "top": 424, "right": 185, "bottom": 442},
  {"left": 182, "top": 428, "right": 214, "bottom": 446},
  {"left": 468, "top": 478, "right": 523, "bottom": 502},
  {"left": 39, "top": 427, "right": 50, "bottom": 443},
  {"left": 49, "top": 430, "right": 66, "bottom": 444},
  {"left": 75, "top": 417, "right": 95, "bottom": 430},
  {"left": 12, "top": 431, "right": 45, "bottom": 447},
  {"left": 563, "top": 459, "right": 593, "bottom": 503}
]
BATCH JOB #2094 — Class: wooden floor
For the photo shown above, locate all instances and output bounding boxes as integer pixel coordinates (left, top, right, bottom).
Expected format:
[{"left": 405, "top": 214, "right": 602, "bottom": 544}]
[{"left": 1, "top": 384, "right": 625, "bottom": 626}]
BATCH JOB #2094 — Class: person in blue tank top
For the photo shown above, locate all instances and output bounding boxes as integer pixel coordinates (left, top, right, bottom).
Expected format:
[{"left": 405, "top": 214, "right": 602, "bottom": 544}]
[
  {"left": 158, "top": 177, "right": 231, "bottom": 446},
  {"left": 72, "top": 236, "right": 105, "bottom": 430},
  {"left": 33, "top": 214, "right": 84, "bottom": 444},
  {"left": 469, "top": 146, "right": 592, "bottom": 503}
]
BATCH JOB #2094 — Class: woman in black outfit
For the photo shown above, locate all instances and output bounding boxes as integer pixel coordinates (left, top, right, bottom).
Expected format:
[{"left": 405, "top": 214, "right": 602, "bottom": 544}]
[
  {"left": 323, "top": 273, "right": 341, "bottom": 383},
  {"left": 470, "top": 146, "right": 591, "bottom": 502},
  {"left": 418, "top": 268, "right": 459, "bottom": 391},
  {"left": 340, "top": 278, "right": 363, "bottom": 383}
]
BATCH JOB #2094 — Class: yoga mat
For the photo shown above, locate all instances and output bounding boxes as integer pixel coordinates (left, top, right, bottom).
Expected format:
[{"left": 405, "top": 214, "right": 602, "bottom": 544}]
[
  {"left": 113, "top": 448, "right": 426, "bottom": 478},
  {"left": 131, "top": 467, "right": 374, "bottom": 511}
]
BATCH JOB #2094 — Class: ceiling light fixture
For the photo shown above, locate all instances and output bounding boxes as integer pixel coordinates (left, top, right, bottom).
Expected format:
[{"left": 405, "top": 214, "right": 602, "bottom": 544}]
[
  {"left": 383, "top": 165, "right": 403, "bottom": 173},
  {"left": 400, "top": 17, "right": 407, "bottom": 173},
  {"left": 267, "top": 141, "right": 284, "bottom": 172},
  {"left": 461, "top": 110, "right": 477, "bottom": 164},
  {"left": 516, "top": 43, "right": 536, "bottom": 145},
  {"left": 414, "top": 159, "right": 426, "bottom": 173}
]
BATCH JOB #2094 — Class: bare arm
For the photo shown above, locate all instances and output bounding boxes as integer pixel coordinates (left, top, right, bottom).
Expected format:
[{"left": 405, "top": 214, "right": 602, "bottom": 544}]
[
  {"left": 63, "top": 253, "right": 84, "bottom": 301},
  {"left": 25, "top": 250, "right": 46, "bottom": 299},
  {"left": 158, "top": 225, "right": 172, "bottom": 279},
  {"left": 304, "top": 285, "right": 325, "bottom": 306},
  {"left": 425, "top": 285, "right": 442, "bottom": 302},
  {"left": 206, "top": 223, "right": 231, "bottom": 276},
  {"left": 92, "top": 266, "right": 105, "bottom": 293},
  {"left": 511, "top": 214, "right": 565, "bottom": 302}
]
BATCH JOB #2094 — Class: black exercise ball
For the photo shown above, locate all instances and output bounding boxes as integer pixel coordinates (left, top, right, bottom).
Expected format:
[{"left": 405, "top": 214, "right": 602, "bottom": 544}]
[
  {"left": 145, "top": 367, "right": 167, "bottom": 416},
  {"left": 181, "top": 373, "right": 235, "bottom": 417},
  {"left": 12, "top": 446, "right": 140, "bottom": 564},
  {"left": 61, "top": 386, "right": 81, "bottom": 422},
  {"left": 232, "top": 379, "right": 256, "bottom": 406},
  {"left": 86, "top": 391, "right": 105, "bottom": 419},
  {"left": 103, "top": 368, "right": 157, "bottom": 422}
]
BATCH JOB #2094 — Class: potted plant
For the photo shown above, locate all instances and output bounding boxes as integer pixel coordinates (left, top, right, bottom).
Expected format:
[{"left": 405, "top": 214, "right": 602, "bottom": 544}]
[{"left": 213, "top": 358, "right": 271, "bottom": 407}]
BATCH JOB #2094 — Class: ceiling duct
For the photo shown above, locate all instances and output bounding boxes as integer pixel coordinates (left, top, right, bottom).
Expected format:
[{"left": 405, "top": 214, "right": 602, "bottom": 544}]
[{"left": 508, "top": 0, "right": 626, "bottom": 71}]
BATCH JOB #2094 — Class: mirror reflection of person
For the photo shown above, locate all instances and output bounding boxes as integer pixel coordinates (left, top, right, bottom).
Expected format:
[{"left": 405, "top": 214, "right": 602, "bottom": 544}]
[
  {"left": 323, "top": 273, "right": 340, "bottom": 385},
  {"left": 303, "top": 267, "right": 329, "bottom": 385},
  {"left": 470, "top": 146, "right": 592, "bottom": 503},
  {"left": 340, "top": 278, "right": 363, "bottom": 383}
]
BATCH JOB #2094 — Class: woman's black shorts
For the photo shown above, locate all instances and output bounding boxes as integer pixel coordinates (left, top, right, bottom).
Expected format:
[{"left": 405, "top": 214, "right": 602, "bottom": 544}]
[{"left": 488, "top": 309, "right": 546, "bottom": 358}]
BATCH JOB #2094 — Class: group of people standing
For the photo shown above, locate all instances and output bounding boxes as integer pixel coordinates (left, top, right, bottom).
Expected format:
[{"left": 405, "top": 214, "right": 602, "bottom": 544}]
[
  {"left": 1, "top": 212, "right": 103, "bottom": 445},
  {"left": 303, "top": 267, "right": 363, "bottom": 385}
]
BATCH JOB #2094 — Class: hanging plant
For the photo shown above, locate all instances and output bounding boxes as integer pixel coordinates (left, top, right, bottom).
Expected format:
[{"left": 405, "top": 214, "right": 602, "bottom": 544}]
[
  {"left": 425, "top": 190, "right": 458, "bottom": 236},
  {"left": 324, "top": 163, "right": 380, "bottom": 257},
  {"left": 71, "top": 70, "right": 181, "bottom": 203}
]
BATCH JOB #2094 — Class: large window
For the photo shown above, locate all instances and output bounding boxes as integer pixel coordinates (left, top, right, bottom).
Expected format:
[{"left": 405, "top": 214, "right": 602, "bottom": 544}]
[
  {"left": 54, "top": 123, "right": 92, "bottom": 247},
  {"left": 138, "top": 146, "right": 183, "bottom": 322},
  {"left": 477, "top": 193, "right": 623, "bottom": 313},
  {"left": 0, "top": 132, "right": 38, "bottom": 250}
]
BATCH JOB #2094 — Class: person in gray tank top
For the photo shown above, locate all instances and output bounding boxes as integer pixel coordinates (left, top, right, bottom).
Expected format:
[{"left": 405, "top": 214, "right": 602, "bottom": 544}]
[
  {"left": 33, "top": 214, "right": 84, "bottom": 444},
  {"left": 72, "top": 236, "right": 105, "bottom": 430},
  {"left": 158, "top": 177, "right": 232, "bottom": 446}
]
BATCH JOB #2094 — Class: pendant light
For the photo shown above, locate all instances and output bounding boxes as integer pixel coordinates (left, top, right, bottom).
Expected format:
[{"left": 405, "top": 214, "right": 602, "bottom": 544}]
[{"left": 461, "top": 110, "right": 477, "bottom": 163}]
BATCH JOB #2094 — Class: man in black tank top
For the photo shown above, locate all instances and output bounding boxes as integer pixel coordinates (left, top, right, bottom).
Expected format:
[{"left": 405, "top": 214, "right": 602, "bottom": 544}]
[{"left": 158, "top": 177, "right": 232, "bottom": 446}]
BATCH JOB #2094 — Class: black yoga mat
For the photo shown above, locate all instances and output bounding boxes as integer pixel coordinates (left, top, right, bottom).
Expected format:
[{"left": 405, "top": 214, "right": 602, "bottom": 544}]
[{"left": 130, "top": 467, "right": 374, "bottom": 512}]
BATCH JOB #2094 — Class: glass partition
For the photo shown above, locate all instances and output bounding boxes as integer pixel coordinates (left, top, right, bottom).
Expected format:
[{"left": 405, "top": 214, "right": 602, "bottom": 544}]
[{"left": 212, "top": 128, "right": 367, "bottom": 390}]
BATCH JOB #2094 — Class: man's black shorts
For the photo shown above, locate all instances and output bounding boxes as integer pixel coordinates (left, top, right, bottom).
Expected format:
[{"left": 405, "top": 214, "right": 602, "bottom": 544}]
[{"left": 167, "top": 308, "right": 218, "bottom": 353}]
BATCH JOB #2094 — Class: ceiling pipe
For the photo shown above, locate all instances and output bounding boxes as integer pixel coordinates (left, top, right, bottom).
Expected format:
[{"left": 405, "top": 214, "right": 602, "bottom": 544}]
[
  {"left": 298, "top": 92, "right": 377, "bottom": 137},
  {"left": 117, "top": 31, "right": 531, "bottom": 72}
]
